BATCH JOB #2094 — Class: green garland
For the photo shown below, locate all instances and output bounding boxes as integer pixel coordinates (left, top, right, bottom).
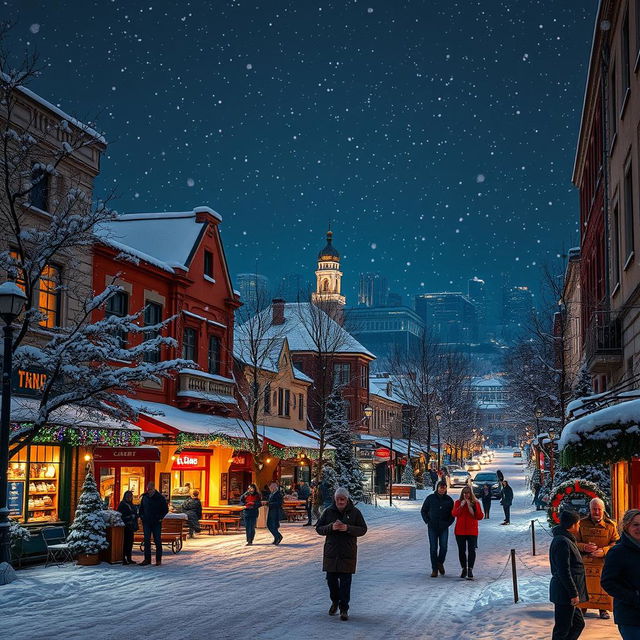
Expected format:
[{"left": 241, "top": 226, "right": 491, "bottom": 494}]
[
  {"left": 11, "top": 422, "right": 141, "bottom": 447},
  {"left": 266, "top": 443, "right": 332, "bottom": 461},
  {"left": 561, "top": 422, "right": 640, "bottom": 468}
]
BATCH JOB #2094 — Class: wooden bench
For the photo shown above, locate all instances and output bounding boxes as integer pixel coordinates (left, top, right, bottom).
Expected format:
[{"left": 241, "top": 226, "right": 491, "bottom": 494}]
[
  {"left": 390, "top": 484, "right": 415, "bottom": 499},
  {"left": 134, "top": 517, "right": 187, "bottom": 553}
]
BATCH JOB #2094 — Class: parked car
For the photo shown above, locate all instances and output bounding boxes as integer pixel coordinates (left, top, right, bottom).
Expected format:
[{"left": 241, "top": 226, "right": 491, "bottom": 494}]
[
  {"left": 463, "top": 459, "right": 481, "bottom": 472},
  {"left": 445, "top": 464, "right": 463, "bottom": 476},
  {"left": 471, "top": 471, "right": 502, "bottom": 499},
  {"left": 449, "top": 469, "right": 471, "bottom": 487},
  {"left": 512, "top": 450, "right": 522, "bottom": 458}
]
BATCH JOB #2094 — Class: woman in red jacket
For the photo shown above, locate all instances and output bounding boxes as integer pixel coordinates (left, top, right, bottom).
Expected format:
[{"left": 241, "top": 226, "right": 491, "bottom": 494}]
[{"left": 452, "top": 485, "right": 484, "bottom": 580}]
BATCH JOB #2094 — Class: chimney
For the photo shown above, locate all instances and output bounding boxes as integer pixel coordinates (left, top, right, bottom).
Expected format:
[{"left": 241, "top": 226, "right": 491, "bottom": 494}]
[{"left": 272, "top": 298, "right": 286, "bottom": 325}]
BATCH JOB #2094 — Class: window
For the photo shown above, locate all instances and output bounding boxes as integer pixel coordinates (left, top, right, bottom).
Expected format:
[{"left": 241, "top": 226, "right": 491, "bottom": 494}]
[
  {"left": 208, "top": 335, "right": 220, "bottom": 374},
  {"left": 277, "top": 388, "right": 291, "bottom": 417},
  {"left": 30, "top": 164, "right": 49, "bottom": 211},
  {"left": 204, "top": 251, "right": 214, "bottom": 278},
  {"left": 623, "top": 11, "right": 631, "bottom": 102},
  {"left": 624, "top": 160, "right": 635, "bottom": 262},
  {"left": 143, "top": 302, "right": 162, "bottom": 363},
  {"left": 344, "top": 400, "right": 351, "bottom": 421},
  {"left": 38, "top": 264, "right": 61, "bottom": 328},
  {"left": 333, "top": 363, "right": 351, "bottom": 387},
  {"left": 105, "top": 290, "right": 129, "bottom": 348},
  {"left": 610, "top": 62, "right": 618, "bottom": 141},
  {"left": 264, "top": 383, "right": 271, "bottom": 414},
  {"left": 613, "top": 204, "right": 621, "bottom": 286},
  {"left": 360, "top": 364, "right": 368, "bottom": 387},
  {"left": 183, "top": 327, "right": 197, "bottom": 362},
  {"left": 298, "top": 393, "right": 304, "bottom": 421},
  {"left": 636, "top": 0, "right": 640, "bottom": 60}
]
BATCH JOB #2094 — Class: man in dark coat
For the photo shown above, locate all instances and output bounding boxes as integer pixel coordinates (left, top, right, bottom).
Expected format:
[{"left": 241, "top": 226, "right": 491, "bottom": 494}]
[
  {"left": 298, "top": 481, "right": 313, "bottom": 526},
  {"left": 181, "top": 490, "right": 203, "bottom": 537},
  {"left": 316, "top": 487, "right": 368, "bottom": 621},
  {"left": 549, "top": 510, "right": 588, "bottom": 640},
  {"left": 138, "top": 481, "right": 169, "bottom": 566},
  {"left": 429, "top": 468, "right": 438, "bottom": 491},
  {"left": 500, "top": 480, "right": 514, "bottom": 525},
  {"left": 267, "top": 482, "right": 283, "bottom": 545},
  {"left": 421, "top": 480, "right": 455, "bottom": 577}
]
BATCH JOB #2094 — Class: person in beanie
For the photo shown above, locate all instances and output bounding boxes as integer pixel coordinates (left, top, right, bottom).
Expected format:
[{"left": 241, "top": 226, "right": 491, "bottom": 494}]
[
  {"left": 267, "top": 481, "right": 283, "bottom": 545},
  {"left": 138, "top": 481, "right": 168, "bottom": 566},
  {"left": 480, "top": 483, "right": 492, "bottom": 519},
  {"left": 549, "top": 509, "right": 588, "bottom": 640},
  {"left": 500, "top": 480, "right": 514, "bottom": 525},
  {"left": 420, "top": 480, "right": 455, "bottom": 577},
  {"left": 601, "top": 509, "right": 640, "bottom": 640},
  {"left": 316, "top": 487, "right": 368, "bottom": 621}
]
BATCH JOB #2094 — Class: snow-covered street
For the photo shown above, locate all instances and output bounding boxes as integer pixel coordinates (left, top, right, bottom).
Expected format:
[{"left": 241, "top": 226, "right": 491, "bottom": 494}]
[{"left": 2, "top": 452, "right": 617, "bottom": 640}]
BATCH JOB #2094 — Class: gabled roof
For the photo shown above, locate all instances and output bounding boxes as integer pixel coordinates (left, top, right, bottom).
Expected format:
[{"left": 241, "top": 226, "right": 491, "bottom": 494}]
[
  {"left": 369, "top": 376, "right": 405, "bottom": 404},
  {"left": 237, "top": 303, "right": 374, "bottom": 358}
]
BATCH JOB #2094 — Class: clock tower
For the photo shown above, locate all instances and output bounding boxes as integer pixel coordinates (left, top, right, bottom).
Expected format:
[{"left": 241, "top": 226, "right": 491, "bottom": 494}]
[{"left": 312, "top": 229, "right": 346, "bottom": 308}]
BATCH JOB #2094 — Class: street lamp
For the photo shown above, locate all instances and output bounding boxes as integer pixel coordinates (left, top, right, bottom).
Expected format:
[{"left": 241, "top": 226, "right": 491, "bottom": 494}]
[
  {"left": 534, "top": 407, "right": 543, "bottom": 435},
  {"left": 0, "top": 281, "right": 27, "bottom": 566},
  {"left": 363, "top": 405, "right": 373, "bottom": 420}
]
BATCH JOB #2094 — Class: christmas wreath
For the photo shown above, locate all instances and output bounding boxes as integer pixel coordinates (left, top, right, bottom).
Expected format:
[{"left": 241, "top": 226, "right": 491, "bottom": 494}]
[{"left": 547, "top": 478, "right": 607, "bottom": 527}]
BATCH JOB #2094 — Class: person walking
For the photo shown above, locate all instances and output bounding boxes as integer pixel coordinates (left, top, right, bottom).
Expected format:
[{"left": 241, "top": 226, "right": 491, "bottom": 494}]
[
  {"left": 500, "top": 480, "right": 514, "bottom": 525},
  {"left": 298, "top": 481, "right": 312, "bottom": 526},
  {"left": 575, "top": 497, "right": 618, "bottom": 620},
  {"left": 181, "top": 490, "right": 203, "bottom": 538},
  {"left": 420, "top": 480, "right": 455, "bottom": 577},
  {"left": 117, "top": 490, "right": 138, "bottom": 565},
  {"left": 480, "top": 483, "right": 492, "bottom": 519},
  {"left": 452, "top": 485, "right": 484, "bottom": 580},
  {"left": 429, "top": 468, "right": 438, "bottom": 491},
  {"left": 267, "top": 481, "right": 283, "bottom": 545},
  {"left": 138, "top": 481, "right": 168, "bottom": 566},
  {"left": 496, "top": 469, "right": 504, "bottom": 483},
  {"left": 549, "top": 510, "right": 588, "bottom": 640},
  {"left": 316, "top": 487, "right": 368, "bottom": 621},
  {"left": 601, "top": 509, "right": 640, "bottom": 640},
  {"left": 240, "top": 483, "right": 262, "bottom": 546}
]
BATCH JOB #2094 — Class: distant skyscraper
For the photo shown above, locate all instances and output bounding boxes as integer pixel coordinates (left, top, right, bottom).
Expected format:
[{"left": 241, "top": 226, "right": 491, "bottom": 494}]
[
  {"left": 235, "top": 273, "right": 271, "bottom": 313},
  {"left": 358, "top": 272, "right": 389, "bottom": 307},
  {"left": 502, "top": 285, "right": 534, "bottom": 343},
  {"left": 415, "top": 292, "right": 478, "bottom": 344},
  {"left": 468, "top": 277, "right": 487, "bottom": 339}
]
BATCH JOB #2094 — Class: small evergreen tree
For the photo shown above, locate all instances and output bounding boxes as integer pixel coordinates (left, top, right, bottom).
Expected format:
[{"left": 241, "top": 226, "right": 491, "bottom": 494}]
[
  {"left": 572, "top": 359, "right": 593, "bottom": 400},
  {"left": 324, "top": 387, "right": 364, "bottom": 500},
  {"left": 67, "top": 470, "right": 108, "bottom": 555},
  {"left": 401, "top": 462, "right": 416, "bottom": 485}
]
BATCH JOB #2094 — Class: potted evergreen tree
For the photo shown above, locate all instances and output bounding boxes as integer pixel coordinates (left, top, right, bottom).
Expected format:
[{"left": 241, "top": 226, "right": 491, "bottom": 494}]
[{"left": 67, "top": 470, "right": 108, "bottom": 565}]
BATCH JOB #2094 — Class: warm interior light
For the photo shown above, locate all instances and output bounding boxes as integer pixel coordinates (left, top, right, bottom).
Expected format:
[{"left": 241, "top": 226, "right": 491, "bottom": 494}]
[
  {"left": 83, "top": 454, "right": 92, "bottom": 462},
  {"left": 171, "top": 455, "right": 177, "bottom": 461},
  {"left": 266, "top": 458, "right": 272, "bottom": 464}
]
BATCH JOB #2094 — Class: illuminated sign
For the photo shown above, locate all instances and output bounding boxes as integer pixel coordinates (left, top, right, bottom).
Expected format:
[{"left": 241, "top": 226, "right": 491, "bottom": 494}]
[{"left": 172, "top": 455, "right": 207, "bottom": 470}]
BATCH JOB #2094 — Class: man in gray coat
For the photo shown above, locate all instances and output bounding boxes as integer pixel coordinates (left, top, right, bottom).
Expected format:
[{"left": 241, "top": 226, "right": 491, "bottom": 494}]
[{"left": 316, "top": 487, "right": 368, "bottom": 621}]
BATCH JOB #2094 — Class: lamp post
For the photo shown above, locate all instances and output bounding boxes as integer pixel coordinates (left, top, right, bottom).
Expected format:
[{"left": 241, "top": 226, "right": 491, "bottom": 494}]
[
  {"left": 0, "top": 282, "right": 27, "bottom": 566},
  {"left": 534, "top": 407, "right": 543, "bottom": 436},
  {"left": 435, "top": 412, "right": 442, "bottom": 469}
]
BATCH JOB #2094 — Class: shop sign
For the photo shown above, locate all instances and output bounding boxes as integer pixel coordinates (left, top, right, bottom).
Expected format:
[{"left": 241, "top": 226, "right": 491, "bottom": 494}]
[
  {"left": 359, "top": 449, "right": 374, "bottom": 459},
  {"left": 10, "top": 366, "right": 48, "bottom": 399},
  {"left": 230, "top": 455, "right": 245, "bottom": 466},
  {"left": 172, "top": 454, "right": 207, "bottom": 470},
  {"left": 7, "top": 480, "right": 25, "bottom": 517},
  {"left": 374, "top": 447, "right": 391, "bottom": 461},
  {"left": 94, "top": 447, "right": 161, "bottom": 462}
]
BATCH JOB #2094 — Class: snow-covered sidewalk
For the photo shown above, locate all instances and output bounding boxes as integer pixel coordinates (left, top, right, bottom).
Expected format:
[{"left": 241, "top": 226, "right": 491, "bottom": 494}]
[{"left": 2, "top": 452, "right": 617, "bottom": 639}]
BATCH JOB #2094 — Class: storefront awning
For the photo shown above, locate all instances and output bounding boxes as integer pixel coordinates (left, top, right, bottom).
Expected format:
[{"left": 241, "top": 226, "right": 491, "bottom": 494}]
[{"left": 261, "top": 426, "right": 328, "bottom": 449}]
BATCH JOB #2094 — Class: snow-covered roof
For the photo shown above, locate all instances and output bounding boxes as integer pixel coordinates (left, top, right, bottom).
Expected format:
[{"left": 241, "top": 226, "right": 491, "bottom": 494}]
[
  {"left": 477, "top": 402, "right": 507, "bottom": 410},
  {"left": 237, "top": 303, "right": 374, "bottom": 358},
  {"left": 369, "top": 376, "right": 405, "bottom": 404},
  {"left": 8, "top": 396, "right": 139, "bottom": 431},
  {"left": 470, "top": 377, "right": 505, "bottom": 388},
  {"left": 96, "top": 209, "right": 213, "bottom": 272},
  {"left": 559, "top": 398, "right": 640, "bottom": 450},
  {"left": 125, "top": 398, "right": 248, "bottom": 437},
  {"left": 261, "top": 426, "right": 326, "bottom": 449}
]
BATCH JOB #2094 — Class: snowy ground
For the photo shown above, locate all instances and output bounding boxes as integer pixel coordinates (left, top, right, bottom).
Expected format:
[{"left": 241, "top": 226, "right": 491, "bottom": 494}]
[{"left": 2, "top": 451, "right": 617, "bottom": 640}]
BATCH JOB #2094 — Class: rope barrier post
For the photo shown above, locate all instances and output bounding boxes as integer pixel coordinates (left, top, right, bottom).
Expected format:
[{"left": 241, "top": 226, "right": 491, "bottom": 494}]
[
  {"left": 531, "top": 519, "right": 536, "bottom": 556},
  {"left": 510, "top": 549, "right": 519, "bottom": 603}
]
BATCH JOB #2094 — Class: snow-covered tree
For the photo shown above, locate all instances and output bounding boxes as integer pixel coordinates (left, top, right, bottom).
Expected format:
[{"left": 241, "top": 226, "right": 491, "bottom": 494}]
[
  {"left": 324, "top": 387, "right": 364, "bottom": 500},
  {"left": 571, "top": 359, "right": 593, "bottom": 400},
  {"left": 67, "top": 470, "right": 108, "bottom": 555},
  {"left": 539, "top": 464, "right": 611, "bottom": 508},
  {"left": 1, "top": 36, "right": 190, "bottom": 456},
  {"left": 401, "top": 463, "right": 416, "bottom": 485}
]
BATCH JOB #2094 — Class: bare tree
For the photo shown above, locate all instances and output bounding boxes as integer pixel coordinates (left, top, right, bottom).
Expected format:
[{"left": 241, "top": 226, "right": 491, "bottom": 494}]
[{"left": 1, "top": 33, "right": 189, "bottom": 454}]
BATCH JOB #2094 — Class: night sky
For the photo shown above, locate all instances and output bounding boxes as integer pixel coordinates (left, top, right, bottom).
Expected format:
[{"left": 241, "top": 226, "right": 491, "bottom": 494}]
[{"left": 8, "top": 1, "right": 597, "bottom": 307}]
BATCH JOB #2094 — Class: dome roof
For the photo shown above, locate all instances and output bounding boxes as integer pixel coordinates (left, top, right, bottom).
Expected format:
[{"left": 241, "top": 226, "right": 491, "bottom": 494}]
[{"left": 318, "top": 230, "right": 340, "bottom": 261}]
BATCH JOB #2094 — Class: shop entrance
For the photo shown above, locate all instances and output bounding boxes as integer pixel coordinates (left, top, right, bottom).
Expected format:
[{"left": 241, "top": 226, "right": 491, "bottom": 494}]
[{"left": 93, "top": 447, "right": 160, "bottom": 508}]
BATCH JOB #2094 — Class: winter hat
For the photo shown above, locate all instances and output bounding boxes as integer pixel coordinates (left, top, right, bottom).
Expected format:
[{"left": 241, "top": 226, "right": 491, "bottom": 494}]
[{"left": 559, "top": 510, "right": 580, "bottom": 529}]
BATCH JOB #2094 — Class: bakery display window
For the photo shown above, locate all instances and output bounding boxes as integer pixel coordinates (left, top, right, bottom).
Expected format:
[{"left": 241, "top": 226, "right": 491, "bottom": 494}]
[{"left": 8, "top": 444, "right": 61, "bottom": 523}]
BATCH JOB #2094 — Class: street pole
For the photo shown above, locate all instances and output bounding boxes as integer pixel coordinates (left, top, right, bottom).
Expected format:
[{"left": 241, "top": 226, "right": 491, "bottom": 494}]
[
  {"left": 389, "top": 434, "right": 393, "bottom": 506},
  {"left": 0, "top": 321, "right": 14, "bottom": 565}
]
